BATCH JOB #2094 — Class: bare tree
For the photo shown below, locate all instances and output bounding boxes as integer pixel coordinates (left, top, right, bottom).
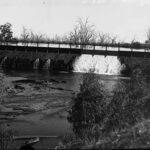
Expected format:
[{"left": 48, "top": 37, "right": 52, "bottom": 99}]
[
  {"left": 69, "top": 26, "right": 80, "bottom": 43},
  {"left": 98, "top": 32, "right": 110, "bottom": 44},
  {"left": 20, "top": 26, "right": 31, "bottom": 45},
  {"left": 20, "top": 26, "right": 46, "bottom": 46},
  {"left": 146, "top": 28, "right": 150, "bottom": 43},
  {"left": 111, "top": 36, "right": 117, "bottom": 44},
  {"left": 30, "top": 32, "right": 43, "bottom": 42},
  {"left": 30, "top": 31, "right": 45, "bottom": 46},
  {"left": 68, "top": 18, "right": 96, "bottom": 48},
  {"left": 20, "top": 26, "right": 30, "bottom": 41},
  {"left": 61, "top": 34, "right": 71, "bottom": 43},
  {"left": 98, "top": 32, "right": 117, "bottom": 44},
  {"left": 44, "top": 36, "right": 52, "bottom": 47},
  {"left": 131, "top": 35, "right": 137, "bottom": 44}
]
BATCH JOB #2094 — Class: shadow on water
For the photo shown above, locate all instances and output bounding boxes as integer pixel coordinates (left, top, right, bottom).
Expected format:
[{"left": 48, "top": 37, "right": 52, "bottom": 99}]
[
  {"left": 63, "top": 71, "right": 150, "bottom": 148},
  {"left": 2, "top": 69, "right": 150, "bottom": 149}
]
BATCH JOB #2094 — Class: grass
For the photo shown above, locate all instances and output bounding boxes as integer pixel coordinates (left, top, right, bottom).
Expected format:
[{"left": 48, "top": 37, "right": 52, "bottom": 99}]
[
  {"left": 57, "top": 68, "right": 150, "bottom": 149},
  {"left": 0, "top": 124, "right": 13, "bottom": 150}
]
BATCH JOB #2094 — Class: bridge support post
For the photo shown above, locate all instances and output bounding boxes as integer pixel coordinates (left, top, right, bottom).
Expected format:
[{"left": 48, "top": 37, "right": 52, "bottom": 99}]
[
  {"left": 69, "top": 44, "right": 71, "bottom": 54},
  {"left": 117, "top": 45, "right": 120, "bottom": 58},
  {"left": 144, "top": 48, "right": 147, "bottom": 58},
  {"left": 92, "top": 45, "right": 95, "bottom": 56},
  {"left": 131, "top": 48, "right": 133, "bottom": 58},
  {"left": 47, "top": 42, "right": 50, "bottom": 48},
  {"left": 105, "top": 46, "right": 107, "bottom": 57}
]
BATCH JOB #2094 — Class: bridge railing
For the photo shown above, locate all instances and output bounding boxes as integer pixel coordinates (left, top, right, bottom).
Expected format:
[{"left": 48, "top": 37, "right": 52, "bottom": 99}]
[{"left": 0, "top": 40, "right": 150, "bottom": 51}]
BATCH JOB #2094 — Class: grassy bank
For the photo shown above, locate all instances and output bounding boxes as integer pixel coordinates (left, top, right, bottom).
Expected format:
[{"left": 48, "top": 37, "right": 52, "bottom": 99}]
[
  {"left": 57, "top": 68, "right": 150, "bottom": 149},
  {"left": 119, "top": 56, "right": 150, "bottom": 76}
]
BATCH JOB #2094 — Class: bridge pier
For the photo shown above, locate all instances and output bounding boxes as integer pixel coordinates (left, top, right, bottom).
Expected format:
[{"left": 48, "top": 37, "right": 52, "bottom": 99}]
[
  {"left": 105, "top": 46, "right": 107, "bottom": 57},
  {"left": 12, "top": 56, "right": 18, "bottom": 69},
  {"left": 131, "top": 48, "right": 133, "bottom": 58},
  {"left": 43, "top": 58, "right": 51, "bottom": 70},
  {"left": 1, "top": 56, "right": 8, "bottom": 69},
  {"left": 33, "top": 58, "right": 40, "bottom": 69}
]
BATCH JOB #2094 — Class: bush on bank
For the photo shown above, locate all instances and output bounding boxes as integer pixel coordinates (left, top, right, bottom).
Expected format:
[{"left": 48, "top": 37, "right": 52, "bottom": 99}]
[
  {"left": 0, "top": 74, "right": 14, "bottom": 150},
  {"left": 58, "top": 68, "right": 149, "bottom": 149}
]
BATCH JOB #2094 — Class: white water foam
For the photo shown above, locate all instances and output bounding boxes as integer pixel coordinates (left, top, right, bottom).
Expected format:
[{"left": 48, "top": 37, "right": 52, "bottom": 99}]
[
  {"left": 73, "top": 55, "right": 123, "bottom": 75},
  {"left": 33, "top": 58, "right": 40, "bottom": 69},
  {"left": 0, "top": 56, "right": 7, "bottom": 67},
  {"left": 43, "top": 59, "right": 51, "bottom": 70}
]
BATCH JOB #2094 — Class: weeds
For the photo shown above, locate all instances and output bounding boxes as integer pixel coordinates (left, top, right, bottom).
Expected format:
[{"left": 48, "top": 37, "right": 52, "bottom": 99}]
[
  {"left": 0, "top": 124, "right": 13, "bottom": 150},
  {"left": 60, "top": 68, "right": 149, "bottom": 149}
]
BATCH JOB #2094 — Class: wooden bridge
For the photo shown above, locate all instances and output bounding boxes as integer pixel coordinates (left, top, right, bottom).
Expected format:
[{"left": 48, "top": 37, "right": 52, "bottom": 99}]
[{"left": 0, "top": 41, "right": 150, "bottom": 58}]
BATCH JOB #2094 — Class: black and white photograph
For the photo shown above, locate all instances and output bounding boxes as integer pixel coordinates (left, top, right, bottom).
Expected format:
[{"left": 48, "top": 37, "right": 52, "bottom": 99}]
[{"left": 0, "top": 0, "right": 150, "bottom": 149}]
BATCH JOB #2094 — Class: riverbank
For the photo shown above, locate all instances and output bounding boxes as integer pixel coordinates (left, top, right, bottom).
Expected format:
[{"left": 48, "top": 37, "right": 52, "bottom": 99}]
[
  {"left": 0, "top": 71, "right": 77, "bottom": 149},
  {"left": 0, "top": 70, "right": 146, "bottom": 149}
]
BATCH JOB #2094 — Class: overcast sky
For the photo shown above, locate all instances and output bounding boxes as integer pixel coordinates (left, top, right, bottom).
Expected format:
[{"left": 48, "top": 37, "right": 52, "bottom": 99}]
[{"left": 0, "top": 0, "right": 150, "bottom": 42}]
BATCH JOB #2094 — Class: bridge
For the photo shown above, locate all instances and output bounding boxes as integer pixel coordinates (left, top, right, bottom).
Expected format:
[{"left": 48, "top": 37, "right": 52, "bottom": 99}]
[
  {"left": 0, "top": 41, "right": 150, "bottom": 58},
  {"left": 0, "top": 41, "right": 150, "bottom": 71}
]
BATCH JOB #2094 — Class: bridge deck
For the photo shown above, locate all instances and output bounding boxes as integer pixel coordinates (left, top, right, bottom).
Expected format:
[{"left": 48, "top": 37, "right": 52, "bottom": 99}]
[{"left": 0, "top": 43, "right": 150, "bottom": 58}]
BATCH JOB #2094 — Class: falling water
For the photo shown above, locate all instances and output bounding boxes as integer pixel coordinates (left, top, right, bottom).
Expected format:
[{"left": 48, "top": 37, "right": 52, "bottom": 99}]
[
  {"left": 33, "top": 58, "right": 40, "bottom": 69},
  {"left": 43, "top": 59, "right": 51, "bottom": 70},
  {"left": 73, "top": 55, "right": 123, "bottom": 75},
  {"left": 0, "top": 56, "right": 7, "bottom": 67}
]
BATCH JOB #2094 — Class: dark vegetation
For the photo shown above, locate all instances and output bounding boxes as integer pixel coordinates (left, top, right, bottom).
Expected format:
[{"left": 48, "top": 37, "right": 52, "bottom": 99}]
[
  {"left": 0, "top": 74, "right": 14, "bottom": 150},
  {"left": 119, "top": 57, "right": 150, "bottom": 76},
  {"left": 0, "top": 124, "right": 13, "bottom": 150},
  {"left": 56, "top": 68, "right": 150, "bottom": 149},
  {"left": 0, "top": 23, "right": 13, "bottom": 42}
]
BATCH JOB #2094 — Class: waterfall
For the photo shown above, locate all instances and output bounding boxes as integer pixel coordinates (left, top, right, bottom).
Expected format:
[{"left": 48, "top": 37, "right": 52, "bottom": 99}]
[
  {"left": 73, "top": 55, "right": 123, "bottom": 75},
  {"left": 0, "top": 56, "right": 7, "bottom": 67},
  {"left": 43, "top": 59, "right": 51, "bottom": 70},
  {"left": 33, "top": 58, "right": 40, "bottom": 69}
]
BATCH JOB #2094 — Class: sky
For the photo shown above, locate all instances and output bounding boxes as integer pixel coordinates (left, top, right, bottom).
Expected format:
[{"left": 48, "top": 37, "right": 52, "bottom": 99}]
[{"left": 0, "top": 0, "right": 150, "bottom": 43}]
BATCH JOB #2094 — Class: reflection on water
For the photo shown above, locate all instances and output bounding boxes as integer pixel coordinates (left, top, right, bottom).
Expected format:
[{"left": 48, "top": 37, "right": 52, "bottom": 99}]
[
  {"left": 0, "top": 69, "right": 133, "bottom": 149},
  {"left": 65, "top": 70, "right": 150, "bottom": 149}
]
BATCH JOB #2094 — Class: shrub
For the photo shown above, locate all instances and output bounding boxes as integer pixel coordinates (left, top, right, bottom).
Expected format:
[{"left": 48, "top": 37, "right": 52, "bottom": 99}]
[
  {"left": 0, "top": 124, "right": 13, "bottom": 150},
  {"left": 104, "top": 68, "right": 146, "bottom": 133},
  {"left": 62, "top": 68, "right": 147, "bottom": 149},
  {"left": 0, "top": 74, "right": 7, "bottom": 104},
  {"left": 67, "top": 70, "right": 107, "bottom": 141}
]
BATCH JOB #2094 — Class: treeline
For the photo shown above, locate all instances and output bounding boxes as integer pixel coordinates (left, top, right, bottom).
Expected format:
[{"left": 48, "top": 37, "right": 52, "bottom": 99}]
[{"left": 1, "top": 18, "right": 150, "bottom": 49}]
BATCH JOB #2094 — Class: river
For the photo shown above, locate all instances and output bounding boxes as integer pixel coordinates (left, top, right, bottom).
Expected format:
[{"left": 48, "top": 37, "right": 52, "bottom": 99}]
[{"left": 0, "top": 69, "right": 149, "bottom": 149}]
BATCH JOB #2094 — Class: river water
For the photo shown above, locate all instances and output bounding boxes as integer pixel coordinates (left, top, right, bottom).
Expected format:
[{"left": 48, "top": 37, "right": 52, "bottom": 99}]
[
  {"left": 0, "top": 69, "right": 132, "bottom": 149},
  {"left": 0, "top": 54, "right": 150, "bottom": 149}
]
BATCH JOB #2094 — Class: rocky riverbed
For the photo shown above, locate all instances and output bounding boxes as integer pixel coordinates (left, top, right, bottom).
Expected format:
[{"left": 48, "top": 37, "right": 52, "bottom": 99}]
[{"left": 0, "top": 71, "right": 79, "bottom": 149}]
